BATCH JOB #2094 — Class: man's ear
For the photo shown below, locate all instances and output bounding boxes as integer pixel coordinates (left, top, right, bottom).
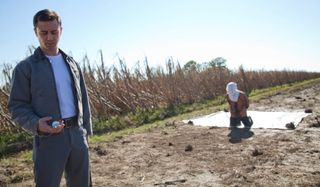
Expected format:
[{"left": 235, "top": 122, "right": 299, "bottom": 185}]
[{"left": 34, "top": 27, "right": 38, "bottom": 36}]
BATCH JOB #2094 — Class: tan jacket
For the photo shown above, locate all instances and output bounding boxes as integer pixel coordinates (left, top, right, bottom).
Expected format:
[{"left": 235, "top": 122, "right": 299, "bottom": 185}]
[{"left": 226, "top": 92, "right": 249, "bottom": 118}]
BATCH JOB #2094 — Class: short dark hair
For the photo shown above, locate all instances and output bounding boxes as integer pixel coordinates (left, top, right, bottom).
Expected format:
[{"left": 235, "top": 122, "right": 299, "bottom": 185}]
[{"left": 33, "top": 9, "right": 62, "bottom": 28}]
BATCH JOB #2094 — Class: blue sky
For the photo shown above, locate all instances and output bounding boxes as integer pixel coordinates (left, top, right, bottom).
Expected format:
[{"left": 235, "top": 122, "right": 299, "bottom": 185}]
[{"left": 1, "top": 0, "right": 320, "bottom": 72}]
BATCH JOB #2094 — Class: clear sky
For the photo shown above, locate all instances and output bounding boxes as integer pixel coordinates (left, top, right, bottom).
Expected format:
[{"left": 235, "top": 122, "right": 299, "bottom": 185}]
[{"left": 1, "top": 0, "right": 320, "bottom": 72}]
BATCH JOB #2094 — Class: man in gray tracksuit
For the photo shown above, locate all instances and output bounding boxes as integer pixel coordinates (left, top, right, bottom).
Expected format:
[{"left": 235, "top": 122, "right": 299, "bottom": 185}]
[{"left": 8, "top": 9, "right": 92, "bottom": 187}]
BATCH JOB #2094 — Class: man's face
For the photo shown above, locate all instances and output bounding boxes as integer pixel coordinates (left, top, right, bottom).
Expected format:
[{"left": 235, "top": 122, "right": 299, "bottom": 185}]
[{"left": 34, "top": 20, "right": 62, "bottom": 55}]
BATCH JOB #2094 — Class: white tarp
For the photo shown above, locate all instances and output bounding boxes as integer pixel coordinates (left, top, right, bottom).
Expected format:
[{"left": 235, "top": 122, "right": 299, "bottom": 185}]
[{"left": 183, "top": 110, "right": 311, "bottom": 129}]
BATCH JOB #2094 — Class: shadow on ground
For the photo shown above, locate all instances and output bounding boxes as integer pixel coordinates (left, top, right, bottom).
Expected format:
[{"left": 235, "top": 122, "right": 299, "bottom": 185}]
[{"left": 227, "top": 127, "right": 254, "bottom": 143}]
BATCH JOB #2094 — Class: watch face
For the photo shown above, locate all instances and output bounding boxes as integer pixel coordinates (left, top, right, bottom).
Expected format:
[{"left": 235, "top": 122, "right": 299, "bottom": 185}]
[{"left": 52, "top": 121, "right": 60, "bottom": 128}]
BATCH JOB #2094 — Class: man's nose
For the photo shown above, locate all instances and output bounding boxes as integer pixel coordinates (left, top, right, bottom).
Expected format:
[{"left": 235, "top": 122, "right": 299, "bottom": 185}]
[{"left": 47, "top": 33, "right": 54, "bottom": 40}]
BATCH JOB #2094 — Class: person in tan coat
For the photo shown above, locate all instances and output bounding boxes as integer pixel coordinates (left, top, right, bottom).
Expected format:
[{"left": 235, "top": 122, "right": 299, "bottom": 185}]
[{"left": 226, "top": 82, "right": 252, "bottom": 129}]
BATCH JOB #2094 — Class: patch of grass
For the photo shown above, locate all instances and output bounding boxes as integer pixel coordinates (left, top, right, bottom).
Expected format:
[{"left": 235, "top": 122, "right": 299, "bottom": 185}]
[
  {"left": 89, "top": 100, "right": 229, "bottom": 144},
  {"left": 1, "top": 150, "right": 33, "bottom": 165},
  {"left": 0, "top": 132, "right": 32, "bottom": 158},
  {"left": 249, "top": 78, "right": 320, "bottom": 102},
  {"left": 89, "top": 121, "right": 164, "bottom": 144}
]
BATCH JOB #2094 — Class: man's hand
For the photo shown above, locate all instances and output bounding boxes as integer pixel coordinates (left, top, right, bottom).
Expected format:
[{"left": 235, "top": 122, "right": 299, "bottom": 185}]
[{"left": 37, "top": 116, "right": 64, "bottom": 134}]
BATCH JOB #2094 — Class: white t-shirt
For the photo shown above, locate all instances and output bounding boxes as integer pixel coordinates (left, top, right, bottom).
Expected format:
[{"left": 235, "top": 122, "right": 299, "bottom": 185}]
[{"left": 46, "top": 53, "right": 76, "bottom": 119}]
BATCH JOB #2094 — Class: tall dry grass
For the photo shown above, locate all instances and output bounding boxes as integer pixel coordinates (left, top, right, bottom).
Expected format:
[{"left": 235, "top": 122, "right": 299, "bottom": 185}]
[
  {"left": 1, "top": 51, "right": 320, "bottom": 133},
  {"left": 0, "top": 63, "right": 22, "bottom": 134},
  {"left": 82, "top": 56, "right": 320, "bottom": 119}
]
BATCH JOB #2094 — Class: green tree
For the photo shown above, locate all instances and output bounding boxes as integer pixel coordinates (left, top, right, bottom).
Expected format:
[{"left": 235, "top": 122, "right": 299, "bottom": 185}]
[
  {"left": 208, "top": 57, "right": 227, "bottom": 68},
  {"left": 183, "top": 60, "right": 198, "bottom": 71}
]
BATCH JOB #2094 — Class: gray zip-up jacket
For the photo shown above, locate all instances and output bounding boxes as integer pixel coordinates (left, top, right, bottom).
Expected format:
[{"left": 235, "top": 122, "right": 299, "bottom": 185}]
[{"left": 8, "top": 47, "right": 92, "bottom": 135}]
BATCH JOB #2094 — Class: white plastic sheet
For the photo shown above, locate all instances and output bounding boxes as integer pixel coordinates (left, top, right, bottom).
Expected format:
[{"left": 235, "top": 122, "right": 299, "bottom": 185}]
[{"left": 183, "top": 110, "right": 311, "bottom": 129}]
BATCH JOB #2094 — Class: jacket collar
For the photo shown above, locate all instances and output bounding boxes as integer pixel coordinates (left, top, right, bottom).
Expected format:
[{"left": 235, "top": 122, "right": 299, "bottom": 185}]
[{"left": 33, "top": 47, "right": 73, "bottom": 63}]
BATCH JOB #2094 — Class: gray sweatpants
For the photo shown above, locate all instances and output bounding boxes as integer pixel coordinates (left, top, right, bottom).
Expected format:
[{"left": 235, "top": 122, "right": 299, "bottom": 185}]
[{"left": 33, "top": 127, "right": 90, "bottom": 187}]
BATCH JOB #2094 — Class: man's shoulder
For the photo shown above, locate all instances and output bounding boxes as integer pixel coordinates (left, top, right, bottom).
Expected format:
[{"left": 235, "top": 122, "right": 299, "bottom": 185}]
[
  {"left": 14, "top": 55, "right": 31, "bottom": 69},
  {"left": 20, "top": 55, "right": 35, "bottom": 63},
  {"left": 17, "top": 48, "right": 42, "bottom": 64},
  {"left": 15, "top": 54, "right": 37, "bottom": 68}
]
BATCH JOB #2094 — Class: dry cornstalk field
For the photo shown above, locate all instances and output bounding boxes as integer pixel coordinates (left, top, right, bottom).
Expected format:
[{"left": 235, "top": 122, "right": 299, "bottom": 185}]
[{"left": 1, "top": 58, "right": 320, "bottom": 128}]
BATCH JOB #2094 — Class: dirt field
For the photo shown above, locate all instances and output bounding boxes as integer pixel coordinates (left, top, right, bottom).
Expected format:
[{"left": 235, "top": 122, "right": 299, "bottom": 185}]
[{"left": 1, "top": 81, "right": 320, "bottom": 187}]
